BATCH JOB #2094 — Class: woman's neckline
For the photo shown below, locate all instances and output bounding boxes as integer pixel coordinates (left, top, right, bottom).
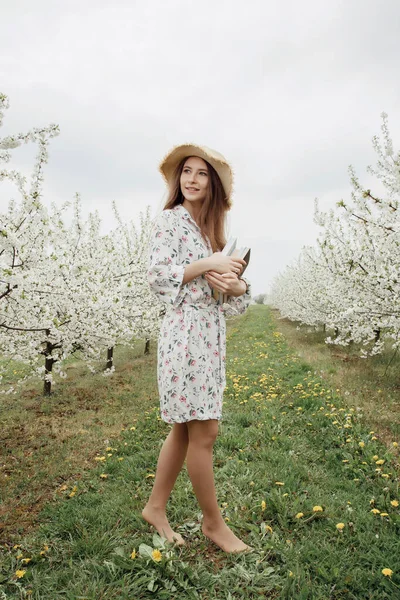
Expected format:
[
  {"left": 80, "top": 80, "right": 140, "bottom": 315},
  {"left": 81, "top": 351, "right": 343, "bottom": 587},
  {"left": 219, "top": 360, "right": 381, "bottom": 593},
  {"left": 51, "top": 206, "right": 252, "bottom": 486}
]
[
  {"left": 173, "top": 204, "right": 211, "bottom": 249},
  {"left": 175, "top": 203, "right": 197, "bottom": 220}
]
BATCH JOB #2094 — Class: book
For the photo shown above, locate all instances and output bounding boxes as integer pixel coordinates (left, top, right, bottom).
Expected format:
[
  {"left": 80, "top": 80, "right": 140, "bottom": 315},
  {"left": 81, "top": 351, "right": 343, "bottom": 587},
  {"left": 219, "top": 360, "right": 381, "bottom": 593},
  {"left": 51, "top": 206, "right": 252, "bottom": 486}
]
[{"left": 211, "top": 237, "right": 251, "bottom": 304}]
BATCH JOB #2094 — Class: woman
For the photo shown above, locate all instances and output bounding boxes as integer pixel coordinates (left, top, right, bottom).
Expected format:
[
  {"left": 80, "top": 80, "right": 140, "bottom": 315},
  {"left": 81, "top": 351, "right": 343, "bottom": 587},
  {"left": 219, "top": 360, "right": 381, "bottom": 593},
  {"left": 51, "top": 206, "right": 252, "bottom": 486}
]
[{"left": 142, "top": 144, "right": 251, "bottom": 553}]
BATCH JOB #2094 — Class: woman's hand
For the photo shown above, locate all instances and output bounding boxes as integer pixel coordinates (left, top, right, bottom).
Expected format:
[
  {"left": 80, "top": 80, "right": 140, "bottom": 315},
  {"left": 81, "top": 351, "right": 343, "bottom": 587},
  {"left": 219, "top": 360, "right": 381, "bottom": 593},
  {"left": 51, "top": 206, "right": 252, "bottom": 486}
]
[
  {"left": 205, "top": 252, "right": 246, "bottom": 276},
  {"left": 204, "top": 271, "right": 247, "bottom": 297}
]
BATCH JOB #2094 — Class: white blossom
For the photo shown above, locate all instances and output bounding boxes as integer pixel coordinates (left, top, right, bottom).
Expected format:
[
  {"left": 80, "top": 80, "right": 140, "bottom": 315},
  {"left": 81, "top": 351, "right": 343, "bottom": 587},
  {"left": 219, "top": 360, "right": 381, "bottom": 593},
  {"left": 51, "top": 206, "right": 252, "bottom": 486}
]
[{"left": 269, "top": 113, "right": 400, "bottom": 358}]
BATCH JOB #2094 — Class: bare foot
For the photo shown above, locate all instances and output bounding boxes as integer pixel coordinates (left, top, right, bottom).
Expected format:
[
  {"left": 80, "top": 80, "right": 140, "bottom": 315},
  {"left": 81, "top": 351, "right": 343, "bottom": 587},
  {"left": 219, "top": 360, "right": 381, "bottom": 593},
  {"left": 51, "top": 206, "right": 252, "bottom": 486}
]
[
  {"left": 202, "top": 518, "right": 251, "bottom": 553},
  {"left": 142, "top": 504, "right": 185, "bottom": 546}
]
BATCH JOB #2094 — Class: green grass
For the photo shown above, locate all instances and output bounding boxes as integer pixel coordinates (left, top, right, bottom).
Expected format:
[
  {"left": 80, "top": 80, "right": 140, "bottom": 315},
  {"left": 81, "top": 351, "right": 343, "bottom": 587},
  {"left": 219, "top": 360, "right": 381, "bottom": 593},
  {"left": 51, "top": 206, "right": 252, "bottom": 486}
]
[
  {"left": 269, "top": 308, "right": 400, "bottom": 445},
  {"left": 1, "top": 305, "right": 400, "bottom": 598}
]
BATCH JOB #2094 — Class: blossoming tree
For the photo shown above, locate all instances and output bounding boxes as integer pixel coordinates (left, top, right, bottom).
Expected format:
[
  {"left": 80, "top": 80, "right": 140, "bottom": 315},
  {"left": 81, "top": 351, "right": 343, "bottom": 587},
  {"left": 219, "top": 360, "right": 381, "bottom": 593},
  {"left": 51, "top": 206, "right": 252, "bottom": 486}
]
[
  {"left": 269, "top": 113, "right": 400, "bottom": 358},
  {"left": 0, "top": 93, "right": 161, "bottom": 394}
]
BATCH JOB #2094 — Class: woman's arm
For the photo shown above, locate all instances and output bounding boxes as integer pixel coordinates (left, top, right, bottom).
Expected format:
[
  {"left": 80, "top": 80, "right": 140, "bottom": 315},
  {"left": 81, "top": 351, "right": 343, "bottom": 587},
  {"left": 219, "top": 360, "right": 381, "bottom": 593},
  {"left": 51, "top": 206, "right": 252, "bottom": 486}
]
[{"left": 182, "top": 257, "right": 210, "bottom": 286}]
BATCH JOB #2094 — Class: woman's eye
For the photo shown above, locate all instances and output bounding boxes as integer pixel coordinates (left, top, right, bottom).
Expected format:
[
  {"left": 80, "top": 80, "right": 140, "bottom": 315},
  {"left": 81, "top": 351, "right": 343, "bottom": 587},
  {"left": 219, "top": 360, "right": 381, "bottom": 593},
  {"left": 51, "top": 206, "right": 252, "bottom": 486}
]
[{"left": 183, "top": 168, "right": 207, "bottom": 175}]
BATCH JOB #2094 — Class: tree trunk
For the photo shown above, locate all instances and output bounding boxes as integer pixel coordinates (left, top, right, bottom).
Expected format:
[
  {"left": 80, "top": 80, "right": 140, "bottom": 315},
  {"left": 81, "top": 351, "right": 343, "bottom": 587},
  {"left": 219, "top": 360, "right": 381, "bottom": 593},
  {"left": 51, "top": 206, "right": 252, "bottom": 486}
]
[
  {"left": 374, "top": 328, "right": 381, "bottom": 342},
  {"left": 144, "top": 339, "right": 150, "bottom": 355},
  {"left": 43, "top": 329, "right": 54, "bottom": 396},
  {"left": 106, "top": 346, "right": 114, "bottom": 370}
]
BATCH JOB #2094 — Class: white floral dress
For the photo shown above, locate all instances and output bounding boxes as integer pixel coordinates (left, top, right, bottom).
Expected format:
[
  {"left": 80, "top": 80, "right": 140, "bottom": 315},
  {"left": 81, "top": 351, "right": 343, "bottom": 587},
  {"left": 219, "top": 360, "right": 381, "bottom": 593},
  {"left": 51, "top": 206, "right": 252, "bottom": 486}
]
[{"left": 147, "top": 204, "right": 251, "bottom": 423}]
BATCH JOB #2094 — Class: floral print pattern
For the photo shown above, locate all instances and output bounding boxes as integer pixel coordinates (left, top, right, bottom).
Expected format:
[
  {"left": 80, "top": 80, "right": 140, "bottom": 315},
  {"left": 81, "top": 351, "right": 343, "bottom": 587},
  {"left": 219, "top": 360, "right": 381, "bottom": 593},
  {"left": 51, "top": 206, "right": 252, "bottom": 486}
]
[{"left": 147, "top": 204, "right": 251, "bottom": 423}]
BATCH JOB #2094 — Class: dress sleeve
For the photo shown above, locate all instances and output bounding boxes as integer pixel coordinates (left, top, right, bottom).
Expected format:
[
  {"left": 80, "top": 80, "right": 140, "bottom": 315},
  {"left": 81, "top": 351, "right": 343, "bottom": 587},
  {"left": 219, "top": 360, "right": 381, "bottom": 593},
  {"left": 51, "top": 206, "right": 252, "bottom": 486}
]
[
  {"left": 147, "top": 210, "right": 186, "bottom": 307},
  {"left": 223, "top": 276, "right": 252, "bottom": 316}
]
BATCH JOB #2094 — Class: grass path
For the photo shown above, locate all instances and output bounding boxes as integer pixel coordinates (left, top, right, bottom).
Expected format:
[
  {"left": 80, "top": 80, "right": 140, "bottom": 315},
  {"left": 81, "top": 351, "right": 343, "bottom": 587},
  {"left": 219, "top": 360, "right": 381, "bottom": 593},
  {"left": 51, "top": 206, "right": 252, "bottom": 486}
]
[
  {"left": 269, "top": 308, "right": 400, "bottom": 445},
  {"left": 1, "top": 305, "right": 399, "bottom": 599}
]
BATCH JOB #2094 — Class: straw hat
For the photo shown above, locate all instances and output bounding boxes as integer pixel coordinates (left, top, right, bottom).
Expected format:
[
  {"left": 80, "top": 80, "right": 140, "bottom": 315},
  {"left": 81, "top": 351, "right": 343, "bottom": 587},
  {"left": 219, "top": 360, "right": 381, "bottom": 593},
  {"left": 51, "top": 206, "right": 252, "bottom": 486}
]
[{"left": 159, "top": 143, "right": 233, "bottom": 208}]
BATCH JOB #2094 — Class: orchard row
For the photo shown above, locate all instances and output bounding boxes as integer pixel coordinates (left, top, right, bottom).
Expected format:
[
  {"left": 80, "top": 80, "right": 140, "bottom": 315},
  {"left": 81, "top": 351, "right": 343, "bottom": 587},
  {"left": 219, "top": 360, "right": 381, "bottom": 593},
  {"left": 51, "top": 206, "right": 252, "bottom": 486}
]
[
  {"left": 270, "top": 113, "right": 400, "bottom": 358},
  {"left": 0, "top": 93, "right": 163, "bottom": 395}
]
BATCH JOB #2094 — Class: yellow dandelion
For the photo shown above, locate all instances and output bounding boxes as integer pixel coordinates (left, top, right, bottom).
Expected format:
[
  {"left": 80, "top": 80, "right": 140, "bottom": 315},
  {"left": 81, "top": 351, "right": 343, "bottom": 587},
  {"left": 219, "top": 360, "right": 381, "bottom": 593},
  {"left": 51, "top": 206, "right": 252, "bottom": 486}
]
[
  {"left": 151, "top": 549, "right": 162, "bottom": 562},
  {"left": 21, "top": 558, "right": 31, "bottom": 564},
  {"left": 106, "top": 446, "right": 112, "bottom": 451},
  {"left": 313, "top": 506, "right": 323, "bottom": 512},
  {"left": 261, "top": 500, "right": 266, "bottom": 511},
  {"left": 118, "top": 457, "right": 124, "bottom": 461},
  {"left": 100, "top": 474, "right": 108, "bottom": 479},
  {"left": 376, "top": 459, "right": 385, "bottom": 465},
  {"left": 264, "top": 525, "right": 273, "bottom": 533},
  {"left": 380, "top": 513, "right": 389, "bottom": 517},
  {"left": 371, "top": 508, "right": 380, "bottom": 514},
  {"left": 372, "top": 455, "right": 379, "bottom": 461},
  {"left": 336, "top": 523, "right": 345, "bottom": 531},
  {"left": 359, "top": 441, "right": 365, "bottom": 448},
  {"left": 16, "top": 553, "right": 23, "bottom": 559},
  {"left": 382, "top": 568, "right": 393, "bottom": 577},
  {"left": 15, "top": 570, "right": 26, "bottom": 578},
  {"left": 393, "top": 442, "right": 398, "bottom": 448},
  {"left": 275, "top": 482, "right": 285, "bottom": 486},
  {"left": 289, "top": 571, "right": 294, "bottom": 577},
  {"left": 295, "top": 512, "right": 304, "bottom": 519},
  {"left": 94, "top": 456, "right": 106, "bottom": 462},
  {"left": 146, "top": 473, "right": 155, "bottom": 478},
  {"left": 130, "top": 549, "right": 136, "bottom": 559},
  {"left": 69, "top": 491, "right": 76, "bottom": 498},
  {"left": 390, "top": 500, "right": 399, "bottom": 507}
]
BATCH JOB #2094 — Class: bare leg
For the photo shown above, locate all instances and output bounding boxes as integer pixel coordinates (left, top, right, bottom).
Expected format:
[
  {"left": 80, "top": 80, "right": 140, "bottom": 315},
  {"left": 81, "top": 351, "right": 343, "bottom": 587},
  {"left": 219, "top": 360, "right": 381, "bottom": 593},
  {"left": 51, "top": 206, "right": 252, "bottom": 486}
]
[
  {"left": 142, "top": 423, "right": 188, "bottom": 544},
  {"left": 186, "top": 420, "right": 249, "bottom": 553}
]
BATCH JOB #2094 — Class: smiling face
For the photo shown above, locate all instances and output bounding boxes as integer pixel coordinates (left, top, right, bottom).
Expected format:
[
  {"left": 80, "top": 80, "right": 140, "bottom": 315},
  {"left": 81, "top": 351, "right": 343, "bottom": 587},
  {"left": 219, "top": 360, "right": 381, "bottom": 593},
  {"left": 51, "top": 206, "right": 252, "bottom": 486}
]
[{"left": 180, "top": 156, "right": 209, "bottom": 205}]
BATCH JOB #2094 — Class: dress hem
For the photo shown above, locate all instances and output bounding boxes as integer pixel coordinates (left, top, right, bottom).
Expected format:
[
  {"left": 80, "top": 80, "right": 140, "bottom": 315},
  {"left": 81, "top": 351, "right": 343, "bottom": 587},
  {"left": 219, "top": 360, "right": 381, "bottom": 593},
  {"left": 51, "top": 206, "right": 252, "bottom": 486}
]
[{"left": 161, "top": 414, "right": 223, "bottom": 424}]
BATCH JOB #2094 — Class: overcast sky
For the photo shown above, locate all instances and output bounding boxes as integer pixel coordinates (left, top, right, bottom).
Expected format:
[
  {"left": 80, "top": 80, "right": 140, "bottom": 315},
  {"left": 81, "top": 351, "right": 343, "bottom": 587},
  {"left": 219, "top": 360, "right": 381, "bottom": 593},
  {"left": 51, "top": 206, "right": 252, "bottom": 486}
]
[{"left": 1, "top": 0, "right": 399, "bottom": 295}]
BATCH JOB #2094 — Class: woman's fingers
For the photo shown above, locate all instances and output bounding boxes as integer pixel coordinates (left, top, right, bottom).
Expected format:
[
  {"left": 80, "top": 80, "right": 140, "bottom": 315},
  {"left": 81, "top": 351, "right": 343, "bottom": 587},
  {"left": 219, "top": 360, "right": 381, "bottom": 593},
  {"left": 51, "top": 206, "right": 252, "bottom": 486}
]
[
  {"left": 206, "top": 270, "right": 236, "bottom": 278},
  {"left": 205, "top": 272, "right": 230, "bottom": 292}
]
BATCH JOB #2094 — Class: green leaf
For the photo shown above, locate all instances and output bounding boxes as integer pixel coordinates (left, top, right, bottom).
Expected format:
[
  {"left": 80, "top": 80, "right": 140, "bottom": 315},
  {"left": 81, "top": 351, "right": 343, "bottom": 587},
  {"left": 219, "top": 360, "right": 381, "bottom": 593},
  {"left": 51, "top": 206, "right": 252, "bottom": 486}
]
[
  {"left": 152, "top": 533, "right": 166, "bottom": 549},
  {"left": 147, "top": 579, "right": 158, "bottom": 592},
  {"left": 138, "top": 543, "right": 154, "bottom": 558}
]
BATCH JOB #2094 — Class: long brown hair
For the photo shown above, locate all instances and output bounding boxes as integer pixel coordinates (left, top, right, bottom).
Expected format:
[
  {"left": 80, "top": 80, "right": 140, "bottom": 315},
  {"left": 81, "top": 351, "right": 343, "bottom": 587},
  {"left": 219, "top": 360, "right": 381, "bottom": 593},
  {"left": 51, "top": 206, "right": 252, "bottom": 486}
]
[{"left": 163, "top": 157, "right": 229, "bottom": 252}]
